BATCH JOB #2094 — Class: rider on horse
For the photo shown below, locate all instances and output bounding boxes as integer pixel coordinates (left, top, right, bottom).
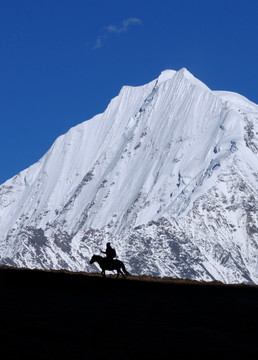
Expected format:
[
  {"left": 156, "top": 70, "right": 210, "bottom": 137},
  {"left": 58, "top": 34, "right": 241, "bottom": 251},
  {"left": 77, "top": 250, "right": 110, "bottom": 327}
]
[
  {"left": 90, "top": 242, "right": 128, "bottom": 278},
  {"left": 101, "top": 242, "right": 116, "bottom": 265}
]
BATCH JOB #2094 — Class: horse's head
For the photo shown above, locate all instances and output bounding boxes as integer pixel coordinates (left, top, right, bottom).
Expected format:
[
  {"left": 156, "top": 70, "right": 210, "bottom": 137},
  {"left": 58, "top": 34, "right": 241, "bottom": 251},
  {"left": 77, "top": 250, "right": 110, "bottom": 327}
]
[{"left": 90, "top": 255, "right": 97, "bottom": 264}]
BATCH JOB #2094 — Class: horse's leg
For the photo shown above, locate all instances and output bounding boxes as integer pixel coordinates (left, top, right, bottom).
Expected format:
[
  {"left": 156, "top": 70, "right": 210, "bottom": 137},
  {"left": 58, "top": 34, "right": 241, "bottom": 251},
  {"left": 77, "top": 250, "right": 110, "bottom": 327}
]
[
  {"left": 117, "top": 268, "right": 125, "bottom": 279},
  {"left": 121, "top": 262, "right": 129, "bottom": 278},
  {"left": 101, "top": 270, "right": 106, "bottom": 278},
  {"left": 116, "top": 268, "right": 124, "bottom": 279},
  {"left": 120, "top": 266, "right": 126, "bottom": 279},
  {"left": 121, "top": 270, "right": 126, "bottom": 279}
]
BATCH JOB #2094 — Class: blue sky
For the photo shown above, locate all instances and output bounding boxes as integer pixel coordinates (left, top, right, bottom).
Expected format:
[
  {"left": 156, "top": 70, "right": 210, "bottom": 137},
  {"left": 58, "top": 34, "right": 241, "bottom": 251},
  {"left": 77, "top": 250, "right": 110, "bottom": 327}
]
[{"left": 0, "top": 0, "right": 257, "bottom": 184}]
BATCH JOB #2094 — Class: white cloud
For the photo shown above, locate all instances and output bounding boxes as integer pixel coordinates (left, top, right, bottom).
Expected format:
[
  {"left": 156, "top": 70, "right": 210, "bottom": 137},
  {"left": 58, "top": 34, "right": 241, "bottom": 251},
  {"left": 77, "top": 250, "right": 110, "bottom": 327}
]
[
  {"left": 106, "top": 18, "right": 142, "bottom": 34},
  {"left": 94, "top": 17, "right": 142, "bottom": 49}
]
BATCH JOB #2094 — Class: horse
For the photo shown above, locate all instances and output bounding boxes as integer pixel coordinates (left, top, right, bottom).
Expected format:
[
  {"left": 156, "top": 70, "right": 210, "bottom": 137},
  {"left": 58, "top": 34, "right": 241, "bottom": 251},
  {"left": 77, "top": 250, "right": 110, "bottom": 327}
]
[{"left": 90, "top": 255, "right": 129, "bottom": 279}]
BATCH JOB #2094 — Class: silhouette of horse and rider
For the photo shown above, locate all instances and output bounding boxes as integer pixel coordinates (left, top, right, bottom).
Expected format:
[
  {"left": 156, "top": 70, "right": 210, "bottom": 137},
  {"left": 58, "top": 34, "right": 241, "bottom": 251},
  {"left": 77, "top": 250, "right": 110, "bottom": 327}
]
[{"left": 90, "top": 242, "right": 129, "bottom": 279}]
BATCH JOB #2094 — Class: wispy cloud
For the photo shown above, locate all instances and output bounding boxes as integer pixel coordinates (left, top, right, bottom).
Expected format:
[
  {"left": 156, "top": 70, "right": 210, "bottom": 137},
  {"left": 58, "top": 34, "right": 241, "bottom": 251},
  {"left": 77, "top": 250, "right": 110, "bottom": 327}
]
[{"left": 94, "top": 18, "right": 142, "bottom": 49}]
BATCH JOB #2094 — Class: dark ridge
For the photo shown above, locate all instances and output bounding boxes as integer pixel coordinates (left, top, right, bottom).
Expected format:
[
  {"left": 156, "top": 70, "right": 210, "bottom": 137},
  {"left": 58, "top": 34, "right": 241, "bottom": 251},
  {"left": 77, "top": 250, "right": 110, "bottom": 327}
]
[{"left": 0, "top": 266, "right": 258, "bottom": 359}]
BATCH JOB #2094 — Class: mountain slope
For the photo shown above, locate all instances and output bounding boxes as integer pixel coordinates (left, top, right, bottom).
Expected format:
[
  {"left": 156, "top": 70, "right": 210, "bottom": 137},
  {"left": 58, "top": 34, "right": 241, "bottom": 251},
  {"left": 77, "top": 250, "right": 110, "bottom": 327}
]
[{"left": 0, "top": 68, "right": 257, "bottom": 284}]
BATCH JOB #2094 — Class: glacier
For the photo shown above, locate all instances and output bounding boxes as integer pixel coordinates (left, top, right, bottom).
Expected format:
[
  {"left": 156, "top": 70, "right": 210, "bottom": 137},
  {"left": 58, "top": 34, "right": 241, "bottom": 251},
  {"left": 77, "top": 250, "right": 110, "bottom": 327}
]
[{"left": 0, "top": 67, "right": 257, "bottom": 284}]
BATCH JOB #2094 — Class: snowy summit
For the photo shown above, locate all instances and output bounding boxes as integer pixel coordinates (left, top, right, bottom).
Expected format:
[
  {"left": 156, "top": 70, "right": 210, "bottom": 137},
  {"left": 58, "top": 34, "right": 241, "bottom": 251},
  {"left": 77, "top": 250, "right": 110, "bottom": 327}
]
[{"left": 0, "top": 68, "right": 257, "bottom": 284}]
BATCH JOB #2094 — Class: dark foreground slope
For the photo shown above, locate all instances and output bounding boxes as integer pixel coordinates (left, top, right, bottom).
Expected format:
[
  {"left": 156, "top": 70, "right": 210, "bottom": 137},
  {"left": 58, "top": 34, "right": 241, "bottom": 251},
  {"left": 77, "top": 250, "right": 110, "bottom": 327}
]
[{"left": 0, "top": 267, "right": 258, "bottom": 359}]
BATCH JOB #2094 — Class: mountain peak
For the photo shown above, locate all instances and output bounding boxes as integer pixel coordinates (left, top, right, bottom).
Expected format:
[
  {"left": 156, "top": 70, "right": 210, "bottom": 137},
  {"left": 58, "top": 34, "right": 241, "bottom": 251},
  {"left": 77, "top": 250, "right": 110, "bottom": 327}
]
[
  {"left": 157, "top": 67, "right": 209, "bottom": 91},
  {"left": 177, "top": 67, "right": 210, "bottom": 89},
  {"left": 157, "top": 69, "right": 176, "bottom": 84}
]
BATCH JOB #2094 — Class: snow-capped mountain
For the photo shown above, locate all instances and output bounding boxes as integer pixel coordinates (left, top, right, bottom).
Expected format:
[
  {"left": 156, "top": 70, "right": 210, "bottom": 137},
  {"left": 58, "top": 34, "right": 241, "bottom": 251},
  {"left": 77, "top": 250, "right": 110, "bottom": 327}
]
[{"left": 0, "top": 68, "right": 257, "bottom": 284}]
